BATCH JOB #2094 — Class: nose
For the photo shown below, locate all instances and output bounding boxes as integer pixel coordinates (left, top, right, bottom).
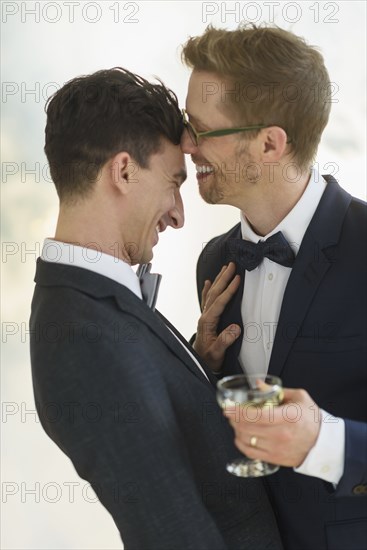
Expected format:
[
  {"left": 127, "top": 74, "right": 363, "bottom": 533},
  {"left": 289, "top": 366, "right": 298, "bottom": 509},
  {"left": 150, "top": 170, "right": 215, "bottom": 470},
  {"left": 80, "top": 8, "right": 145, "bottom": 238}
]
[
  {"left": 180, "top": 128, "right": 197, "bottom": 154},
  {"left": 162, "top": 188, "right": 185, "bottom": 230}
]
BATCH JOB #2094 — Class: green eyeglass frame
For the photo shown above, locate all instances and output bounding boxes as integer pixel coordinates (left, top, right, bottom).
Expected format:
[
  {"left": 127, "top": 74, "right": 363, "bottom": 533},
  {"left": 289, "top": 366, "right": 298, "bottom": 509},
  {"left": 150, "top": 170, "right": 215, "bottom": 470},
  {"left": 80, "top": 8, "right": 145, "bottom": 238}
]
[{"left": 182, "top": 108, "right": 267, "bottom": 146}]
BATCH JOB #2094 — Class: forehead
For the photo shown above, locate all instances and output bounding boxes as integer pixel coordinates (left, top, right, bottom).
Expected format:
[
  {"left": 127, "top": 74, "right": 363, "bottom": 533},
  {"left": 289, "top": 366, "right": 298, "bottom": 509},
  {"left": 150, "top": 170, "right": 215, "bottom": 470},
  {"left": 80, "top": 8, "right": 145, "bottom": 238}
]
[
  {"left": 186, "top": 70, "right": 234, "bottom": 126},
  {"left": 150, "top": 140, "right": 186, "bottom": 181}
]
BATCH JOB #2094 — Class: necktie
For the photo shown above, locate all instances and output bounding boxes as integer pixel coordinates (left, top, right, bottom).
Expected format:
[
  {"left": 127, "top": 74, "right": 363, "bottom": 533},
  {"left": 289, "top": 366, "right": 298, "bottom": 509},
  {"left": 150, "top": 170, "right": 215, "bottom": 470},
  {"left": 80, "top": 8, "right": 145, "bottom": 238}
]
[
  {"left": 226, "top": 231, "right": 295, "bottom": 271},
  {"left": 136, "top": 263, "right": 162, "bottom": 310}
]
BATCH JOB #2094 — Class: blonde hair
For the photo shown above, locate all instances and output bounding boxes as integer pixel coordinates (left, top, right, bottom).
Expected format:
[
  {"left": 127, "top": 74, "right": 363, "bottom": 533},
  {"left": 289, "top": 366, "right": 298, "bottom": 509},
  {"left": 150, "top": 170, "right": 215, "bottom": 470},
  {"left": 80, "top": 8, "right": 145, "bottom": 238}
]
[{"left": 182, "top": 25, "right": 331, "bottom": 170}]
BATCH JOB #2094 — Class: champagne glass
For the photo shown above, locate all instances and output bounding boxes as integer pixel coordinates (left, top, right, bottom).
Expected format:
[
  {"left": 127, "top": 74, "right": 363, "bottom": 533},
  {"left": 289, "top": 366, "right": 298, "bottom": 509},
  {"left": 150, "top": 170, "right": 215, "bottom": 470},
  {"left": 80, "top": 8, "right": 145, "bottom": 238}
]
[{"left": 217, "top": 374, "right": 284, "bottom": 477}]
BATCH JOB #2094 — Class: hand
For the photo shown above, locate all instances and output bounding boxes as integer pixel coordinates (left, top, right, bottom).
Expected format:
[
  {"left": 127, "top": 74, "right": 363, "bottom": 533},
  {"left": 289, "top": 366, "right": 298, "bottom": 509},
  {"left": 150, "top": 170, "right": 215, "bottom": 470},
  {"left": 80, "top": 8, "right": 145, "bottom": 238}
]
[
  {"left": 223, "top": 388, "right": 322, "bottom": 468},
  {"left": 193, "top": 262, "right": 241, "bottom": 373}
]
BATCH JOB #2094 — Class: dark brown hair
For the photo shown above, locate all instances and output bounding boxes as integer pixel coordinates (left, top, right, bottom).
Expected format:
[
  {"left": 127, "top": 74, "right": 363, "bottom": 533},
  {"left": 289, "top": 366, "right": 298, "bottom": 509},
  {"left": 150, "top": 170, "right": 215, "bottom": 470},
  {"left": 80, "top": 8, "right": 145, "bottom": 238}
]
[{"left": 44, "top": 68, "right": 183, "bottom": 202}]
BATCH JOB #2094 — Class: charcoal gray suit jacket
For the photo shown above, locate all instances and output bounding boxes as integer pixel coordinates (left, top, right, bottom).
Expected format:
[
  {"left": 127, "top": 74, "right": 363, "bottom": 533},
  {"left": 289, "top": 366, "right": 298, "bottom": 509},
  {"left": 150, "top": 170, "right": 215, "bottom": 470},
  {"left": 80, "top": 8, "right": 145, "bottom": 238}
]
[{"left": 30, "top": 259, "right": 283, "bottom": 550}]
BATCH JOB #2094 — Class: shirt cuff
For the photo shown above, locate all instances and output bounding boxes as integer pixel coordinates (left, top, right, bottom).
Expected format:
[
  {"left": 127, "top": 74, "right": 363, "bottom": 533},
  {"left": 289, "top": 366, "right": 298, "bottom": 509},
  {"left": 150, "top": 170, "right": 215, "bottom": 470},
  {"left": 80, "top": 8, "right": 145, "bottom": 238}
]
[{"left": 294, "top": 409, "right": 345, "bottom": 485}]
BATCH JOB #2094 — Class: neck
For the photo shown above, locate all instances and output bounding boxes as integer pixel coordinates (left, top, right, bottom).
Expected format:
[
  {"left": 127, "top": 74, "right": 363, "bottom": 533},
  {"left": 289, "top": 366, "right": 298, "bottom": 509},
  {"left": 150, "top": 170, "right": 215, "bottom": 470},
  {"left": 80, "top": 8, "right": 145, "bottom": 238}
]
[
  {"left": 54, "top": 199, "right": 131, "bottom": 264},
  {"left": 239, "top": 170, "right": 311, "bottom": 236}
]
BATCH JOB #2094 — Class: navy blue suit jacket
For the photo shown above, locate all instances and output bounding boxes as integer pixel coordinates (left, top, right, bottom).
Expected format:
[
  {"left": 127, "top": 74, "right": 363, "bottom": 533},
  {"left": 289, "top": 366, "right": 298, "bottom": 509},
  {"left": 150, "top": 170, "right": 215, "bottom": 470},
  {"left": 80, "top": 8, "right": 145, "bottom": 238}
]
[
  {"left": 196, "top": 176, "right": 367, "bottom": 550},
  {"left": 30, "top": 260, "right": 283, "bottom": 550}
]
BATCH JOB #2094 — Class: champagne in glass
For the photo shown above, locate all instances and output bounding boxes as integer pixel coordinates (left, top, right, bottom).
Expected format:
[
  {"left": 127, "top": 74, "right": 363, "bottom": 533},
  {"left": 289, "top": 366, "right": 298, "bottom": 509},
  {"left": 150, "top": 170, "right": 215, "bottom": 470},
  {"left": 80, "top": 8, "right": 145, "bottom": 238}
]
[{"left": 217, "top": 374, "right": 283, "bottom": 477}]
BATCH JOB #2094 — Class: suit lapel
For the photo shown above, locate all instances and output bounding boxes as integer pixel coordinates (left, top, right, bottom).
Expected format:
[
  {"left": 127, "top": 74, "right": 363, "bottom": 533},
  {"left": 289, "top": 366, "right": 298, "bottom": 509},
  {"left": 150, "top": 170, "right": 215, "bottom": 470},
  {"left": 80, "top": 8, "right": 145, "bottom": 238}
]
[
  {"left": 268, "top": 176, "right": 352, "bottom": 376},
  {"left": 268, "top": 237, "right": 333, "bottom": 376},
  {"left": 198, "top": 223, "right": 245, "bottom": 374},
  {"left": 215, "top": 224, "right": 245, "bottom": 374},
  {"left": 220, "top": 281, "right": 245, "bottom": 374},
  {"left": 156, "top": 311, "right": 218, "bottom": 387}
]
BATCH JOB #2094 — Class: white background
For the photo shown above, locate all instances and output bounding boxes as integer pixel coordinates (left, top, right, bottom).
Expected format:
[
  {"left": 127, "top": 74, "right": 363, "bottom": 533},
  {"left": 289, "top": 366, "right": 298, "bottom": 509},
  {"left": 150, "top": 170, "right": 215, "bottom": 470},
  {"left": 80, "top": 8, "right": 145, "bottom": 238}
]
[{"left": 1, "top": 1, "right": 366, "bottom": 548}]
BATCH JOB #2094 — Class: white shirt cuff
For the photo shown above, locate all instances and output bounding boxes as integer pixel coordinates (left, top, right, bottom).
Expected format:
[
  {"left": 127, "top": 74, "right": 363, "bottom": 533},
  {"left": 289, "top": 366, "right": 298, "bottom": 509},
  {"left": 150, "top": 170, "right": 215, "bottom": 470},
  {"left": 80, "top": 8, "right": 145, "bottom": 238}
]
[{"left": 294, "top": 409, "right": 345, "bottom": 485}]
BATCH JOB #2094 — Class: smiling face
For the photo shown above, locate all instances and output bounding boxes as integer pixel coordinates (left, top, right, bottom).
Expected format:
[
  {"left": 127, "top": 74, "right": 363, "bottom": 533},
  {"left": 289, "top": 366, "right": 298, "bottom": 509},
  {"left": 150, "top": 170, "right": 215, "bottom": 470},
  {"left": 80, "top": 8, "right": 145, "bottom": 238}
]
[
  {"left": 181, "top": 70, "right": 261, "bottom": 206},
  {"left": 125, "top": 139, "right": 186, "bottom": 265}
]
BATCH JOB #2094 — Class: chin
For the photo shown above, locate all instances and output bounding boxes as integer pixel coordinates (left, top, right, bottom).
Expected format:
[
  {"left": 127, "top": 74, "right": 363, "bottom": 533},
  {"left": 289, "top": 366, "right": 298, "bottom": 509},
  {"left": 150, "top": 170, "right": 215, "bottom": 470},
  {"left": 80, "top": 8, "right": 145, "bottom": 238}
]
[
  {"left": 199, "top": 185, "right": 224, "bottom": 205},
  {"left": 140, "top": 251, "right": 154, "bottom": 265}
]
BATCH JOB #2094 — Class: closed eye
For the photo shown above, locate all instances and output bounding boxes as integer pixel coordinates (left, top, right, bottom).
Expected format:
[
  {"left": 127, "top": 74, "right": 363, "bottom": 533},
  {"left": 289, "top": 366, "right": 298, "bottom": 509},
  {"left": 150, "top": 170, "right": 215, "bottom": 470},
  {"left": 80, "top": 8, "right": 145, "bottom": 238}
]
[{"left": 172, "top": 169, "right": 187, "bottom": 187}]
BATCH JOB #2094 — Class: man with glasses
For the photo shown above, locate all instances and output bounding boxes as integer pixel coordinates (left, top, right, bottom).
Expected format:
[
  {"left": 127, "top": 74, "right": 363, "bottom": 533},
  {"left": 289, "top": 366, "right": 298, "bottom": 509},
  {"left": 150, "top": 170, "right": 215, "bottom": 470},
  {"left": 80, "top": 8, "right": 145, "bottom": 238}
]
[{"left": 180, "top": 25, "right": 367, "bottom": 550}]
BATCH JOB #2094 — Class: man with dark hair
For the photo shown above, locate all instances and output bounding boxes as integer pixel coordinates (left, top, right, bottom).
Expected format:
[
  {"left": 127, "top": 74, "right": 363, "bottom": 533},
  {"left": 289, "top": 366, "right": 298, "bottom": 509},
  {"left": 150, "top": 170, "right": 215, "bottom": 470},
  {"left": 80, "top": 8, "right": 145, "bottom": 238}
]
[
  {"left": 30, "top": 67, "right": 283, "bottom": 549},
  {"left": 181, "top": 26, "right": 367, "bottom": 550}
]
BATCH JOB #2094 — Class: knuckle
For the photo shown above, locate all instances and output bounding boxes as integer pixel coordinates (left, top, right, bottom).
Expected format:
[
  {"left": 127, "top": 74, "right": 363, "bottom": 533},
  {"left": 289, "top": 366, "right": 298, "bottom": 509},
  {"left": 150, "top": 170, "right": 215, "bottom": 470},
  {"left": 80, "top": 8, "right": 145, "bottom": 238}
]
[{"left": 297, "top": 389, "right": 308, "bottom": 401}]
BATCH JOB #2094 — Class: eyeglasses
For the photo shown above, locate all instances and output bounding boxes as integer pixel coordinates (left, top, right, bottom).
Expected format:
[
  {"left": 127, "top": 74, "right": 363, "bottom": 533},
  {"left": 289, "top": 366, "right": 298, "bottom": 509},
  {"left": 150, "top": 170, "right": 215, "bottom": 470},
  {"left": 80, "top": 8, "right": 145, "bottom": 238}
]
[{"left": 182, "top": 108, "right": 267, "bottom": 147}]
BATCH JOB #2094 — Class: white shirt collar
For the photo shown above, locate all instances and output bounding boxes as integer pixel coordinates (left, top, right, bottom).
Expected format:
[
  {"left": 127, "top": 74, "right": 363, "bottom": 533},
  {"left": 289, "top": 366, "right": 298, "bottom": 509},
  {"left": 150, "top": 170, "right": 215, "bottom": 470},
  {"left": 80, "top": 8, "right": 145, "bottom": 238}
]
[
  {"left": 240, "top": 168, "right": 327, "bottom": 254},
  {"left": 41, "top": 239, "right": 142, "bottom": 300}
]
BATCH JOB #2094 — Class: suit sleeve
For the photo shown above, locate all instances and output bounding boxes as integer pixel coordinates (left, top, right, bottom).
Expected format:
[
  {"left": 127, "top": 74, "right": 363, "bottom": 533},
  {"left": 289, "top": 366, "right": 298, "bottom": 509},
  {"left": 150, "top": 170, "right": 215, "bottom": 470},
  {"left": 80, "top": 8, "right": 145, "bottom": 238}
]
[
  {"left": 33, "top": 306, "right": 229, "bottom": 550},
  {"left": 335, "top": 419, "right": 367, "bottom": 497}
]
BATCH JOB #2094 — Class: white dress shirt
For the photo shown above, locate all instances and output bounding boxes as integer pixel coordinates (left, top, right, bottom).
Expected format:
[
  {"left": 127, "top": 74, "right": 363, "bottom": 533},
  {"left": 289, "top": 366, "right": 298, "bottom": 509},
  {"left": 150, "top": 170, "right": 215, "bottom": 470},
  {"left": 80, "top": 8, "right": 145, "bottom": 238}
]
[
  {"left": 41, "top": 239, "right": 209, "bottom": 381},
  {"left": 238, "top": 169, "right": 345, "bottom": 484}
]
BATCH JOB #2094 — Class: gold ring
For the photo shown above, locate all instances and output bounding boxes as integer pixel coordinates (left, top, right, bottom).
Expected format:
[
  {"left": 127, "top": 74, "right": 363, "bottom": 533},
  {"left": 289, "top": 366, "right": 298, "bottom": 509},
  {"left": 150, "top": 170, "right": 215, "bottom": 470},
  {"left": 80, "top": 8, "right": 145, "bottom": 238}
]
[{"left": 250, "top": 436, "right": 258, "bottom": 448}]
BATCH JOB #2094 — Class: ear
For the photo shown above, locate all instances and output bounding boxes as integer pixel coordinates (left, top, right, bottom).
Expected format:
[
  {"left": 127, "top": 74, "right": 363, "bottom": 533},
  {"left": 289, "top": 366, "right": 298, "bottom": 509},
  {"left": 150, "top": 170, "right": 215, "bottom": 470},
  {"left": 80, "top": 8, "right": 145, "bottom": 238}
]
[
  {"left": 261, "top": 127, "right": 288, "bottom": 162},
  {"left": 109, "top": 151, "right": 137, "bottom": 195}
]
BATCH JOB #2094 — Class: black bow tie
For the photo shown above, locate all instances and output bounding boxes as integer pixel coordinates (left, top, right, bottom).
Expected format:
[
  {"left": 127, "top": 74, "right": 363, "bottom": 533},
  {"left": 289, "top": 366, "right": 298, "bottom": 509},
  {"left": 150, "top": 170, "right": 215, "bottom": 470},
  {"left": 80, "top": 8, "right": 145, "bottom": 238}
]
[
  {"left": 226, "top": 231, "right": 295, "bottom": 271},
  {"left": 136, "top": 263, "right": 162, "bottom": 310}
]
